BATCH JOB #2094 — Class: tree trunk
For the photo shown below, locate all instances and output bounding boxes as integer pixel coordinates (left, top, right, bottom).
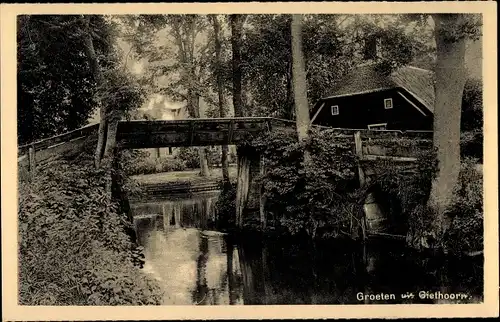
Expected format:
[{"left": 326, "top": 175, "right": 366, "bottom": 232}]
[
  {"left": 291, "top": 14, "right": 311, "bottom": 164},
  {"left": 103, "top": 118, "right": 119, "bottom": 160},
  {"left": 198, "top": 148, "right": 210, "bottom": 176},
  {"left": 81, "top": 15, "right": 107, "bottom": 169},
  {"left": 230, "top": 14, "right": 244, "bottom": 118},
  {"left": 427, "top": 14, "right": 467, "bottom": 236},
  {"left": 235, "top": 153, "right": 250, "bottom": 228},
  {"left": 285, "top": 60, "right": 294, "bottom": 120},
  {"left": 211, "top": 15, "right": 230, "bottom": 185},
  {"left": 191, "top": 95, "right": 210, "bottom": 177}
]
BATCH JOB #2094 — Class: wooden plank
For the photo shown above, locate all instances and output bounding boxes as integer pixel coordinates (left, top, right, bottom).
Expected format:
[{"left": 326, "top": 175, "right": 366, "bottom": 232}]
[
  {"left": 354, "top": 131, "right": 366, "bottom": 186},
  {"left": 28, "top": 147, "right": 36, "bottom": 180},
  {"left": 190, "top": 121, "right": 196, "bottom": 146},
  {"left": 354, "top": 131, "right": 363, "bottom": 158},
  {"left": 228, "top": 119, "right": 235, "bottom": 144},
  {"left": 318, "top": 127, "right": 432, "bottom": 139}
]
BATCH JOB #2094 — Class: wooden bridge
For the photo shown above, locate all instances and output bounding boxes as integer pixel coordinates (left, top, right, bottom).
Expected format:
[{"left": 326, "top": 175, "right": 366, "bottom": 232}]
[
  {"left": 18, "top": 116, "right": 432, "bottom": 236},
  {"left": 18, "top": 117, "right": 295, "bottom": 156}
]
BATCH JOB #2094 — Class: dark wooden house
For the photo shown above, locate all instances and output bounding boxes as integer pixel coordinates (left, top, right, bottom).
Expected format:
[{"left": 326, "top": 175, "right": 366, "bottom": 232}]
[{"left": 310, "top": 62, "right": 435, "bottom": 131}]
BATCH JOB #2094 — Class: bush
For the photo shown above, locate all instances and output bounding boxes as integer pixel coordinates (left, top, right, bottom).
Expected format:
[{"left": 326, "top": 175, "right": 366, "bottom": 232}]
[
  {"left": 125, "top": 151, "right": 187, "bottom": 175},
  {"left": 443, "top": 157, "right": 483, "bottom": 254},
  {"left": 461, "top": 131, "right": 483, "bottom": 162},
  {"left": 461, "top": 78, "right": 483, "bottom": 132},
  {"left": 176, "top": 146, "right": 223, "bottom": 169},
  {"left": 460, "top": 78, "right": 483, "bottom": 162},
  {"left": 214, "top": 182, "right": 237, "bottom": 228},
  {"left": 160, "top": 157, "right": 187, "bottom": 172},
  {"left": 377, "top": 149, "right": 438, "bottom": 237},
  {"left": 249, "top": 127, "right": 441, "bottom": 241},
  {"left": 251, "top": 128, "right": 360, "bottom": 238},
  {"left": 177, "top": 147, "right": 200, "bottom": 169},
  {"left": 206, "top": 146, "right": 222, "bottom": 167},
  {"left": 18, "top": 154, "right": 163, "bottom": 305}
]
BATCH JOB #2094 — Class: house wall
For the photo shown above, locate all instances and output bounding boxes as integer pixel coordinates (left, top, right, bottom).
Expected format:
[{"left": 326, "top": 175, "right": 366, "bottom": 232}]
[{"left": 311, "top": 89, "right": 433, "bottom": 131}]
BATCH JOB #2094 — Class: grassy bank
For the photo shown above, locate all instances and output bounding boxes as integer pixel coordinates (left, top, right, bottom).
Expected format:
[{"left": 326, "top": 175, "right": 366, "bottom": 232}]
[
  {"left": 18, "top": 145, "right": 163, "bottom": 305},
  {"left": 131, "top": 165, "right": 237, "bottom": 185}
]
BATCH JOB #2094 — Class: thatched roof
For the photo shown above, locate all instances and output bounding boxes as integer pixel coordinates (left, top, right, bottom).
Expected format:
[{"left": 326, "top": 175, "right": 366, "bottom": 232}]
[{"left": 323, "top": 62, "right": 435, "bottom": 113}]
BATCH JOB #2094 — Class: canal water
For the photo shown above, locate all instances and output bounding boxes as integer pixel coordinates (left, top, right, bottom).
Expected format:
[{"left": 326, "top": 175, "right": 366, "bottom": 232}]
[{"left": 131, "top": 191, "right": 483, "bottom": 305}]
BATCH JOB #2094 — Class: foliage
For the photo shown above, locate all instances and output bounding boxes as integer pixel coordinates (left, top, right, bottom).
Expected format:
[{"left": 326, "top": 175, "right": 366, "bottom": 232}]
[
  {"left": 461, "top": 78, "right": 483, "bottom": 132},
  {"left": 117, "top": 150, "right": 151, "bottom": 198},
  {"left": 205, "top": 146, "right": 227, "bottom": 166},
  {"left": 241, "top": 15, "right": 354, "bottom": 118},
  {"left": 252, "top": 128, "right": 359, "bottom": 238},
  {"left": 443, "top": 158, "right": 483, "bottom": 254},
  {"left": 249, "top": 126, "right": 446, "bottom": 243},
  {"left": 177, "top": 147, "right": 202, "bottom": 169},
  {"left": 122, "top": 146, "right": 226, "bottom": 176},
  {"left": 124, "top": 150, "right": 187, "bottom": 175},
  {"left": 376, "top": 149, "right": 438, "bottom": 238},
  {"left": 460, "top": 78, "right": 483, "bottom": 162},
  {"left": 434, "top": 14, "right": 482, "bottom": 43},
  {"left": 18, "top": 152, "right": 163, "bottom": 305},
  {"left": 214, "top": 182, "right": 237, "bottom": 228},
  {"left": 122, "top": 15, "right": 215, "bottom": 113},
  {"left": 172, "top": 146, "right": 218, "bottom": 169},
  {"left": 103, "top": 65, "right": 146, "bottom": 122},
  {"left": 122, "top": 14, "right": 435, "bottom": 121},
  {"left": 17, "top": 15, "right": 109, "bottom": 144},
  {"left": 18, "top": 15, "right": 145, "bottom": 145},
  {"left": 376, "top": 151, "right": 482, "bottom": 254},
  {"left": 461, "top": 131, "right": 483, "bottom": 163},
  {"left": 345, "top": 14, "right": 422, "bottom": 73}
]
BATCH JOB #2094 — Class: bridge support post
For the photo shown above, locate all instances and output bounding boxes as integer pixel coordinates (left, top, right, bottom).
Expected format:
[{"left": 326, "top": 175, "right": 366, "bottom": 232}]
[
  {"left": 28, "top": 146, "right": 36, "bottom": 181},
  {"left": 235, "top": 146, "right": 264, "bottom": 228}
]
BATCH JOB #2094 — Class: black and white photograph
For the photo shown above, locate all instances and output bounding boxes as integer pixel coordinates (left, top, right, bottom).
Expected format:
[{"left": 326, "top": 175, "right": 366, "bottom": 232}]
[{"left": 1, "top": 1, "right": 498, "bottom": 320}]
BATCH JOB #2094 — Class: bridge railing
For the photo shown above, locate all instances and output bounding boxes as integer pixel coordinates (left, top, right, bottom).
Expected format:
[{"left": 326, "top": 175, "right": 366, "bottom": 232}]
[
  {"left": 117, "top": 117, "right": 274, "bottom": 148},
  {"left": 18, "top": 123, "right": 99, "bottom": 157}
]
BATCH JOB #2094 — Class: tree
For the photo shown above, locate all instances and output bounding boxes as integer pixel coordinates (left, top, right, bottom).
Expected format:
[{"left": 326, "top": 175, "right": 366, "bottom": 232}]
[
  {"left": 427, "top": 14, "right": 481, "bottom": 238},
  {"left": 80, "top": 15, "right": 109, "bottom": 168},
  {"left": 17, "top": 15, "right": 131, "bottom": 168},
  {"left": 230, "top": 14, "right": 245, "bottom": 118},
  {"left": 126, "top": 15, "right": 211, "bottom": 176},
  {"left": 169, "top": 15, "right": 210, "bottom": 176},
  {"left": 239, "top": 14, "right": 396, "bottom": 119},
  {"left": 210, "top": 15, "right": 230, "bottom": 185},
  {"left": 17, "top": 15, "right": 113, "bottom": 145},
  {"left": 290, "top": 14, "right": 311, "bottom": 163},
  {"left": 80, "top": 15, "right": 144, "bottom": 169}
]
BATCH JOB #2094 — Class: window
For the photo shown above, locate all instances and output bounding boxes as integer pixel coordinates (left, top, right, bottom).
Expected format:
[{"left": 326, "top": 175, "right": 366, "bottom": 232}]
[
  {"left": 368, "top": 123, "right": 387, "bottom": 130},
  {"left": 384, "top": 98, "right": 393, "bottom": 109},
  {"left": 331, "top": 105, "right": 339, "bottom": 115}
]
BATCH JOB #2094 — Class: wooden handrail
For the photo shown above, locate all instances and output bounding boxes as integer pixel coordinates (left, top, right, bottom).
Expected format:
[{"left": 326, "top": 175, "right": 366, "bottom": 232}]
[{"left": 18, "top": 123, "right": 99, "bottom": 155}]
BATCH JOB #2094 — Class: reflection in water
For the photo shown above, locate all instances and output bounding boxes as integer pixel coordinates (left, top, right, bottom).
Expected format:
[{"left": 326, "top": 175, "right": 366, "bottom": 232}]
[
  {"left": 132, "top": 193, "right": 244, "bottom": 305},
  {"left": 132, "top": 193, "right": 483, "bottom": 305}
]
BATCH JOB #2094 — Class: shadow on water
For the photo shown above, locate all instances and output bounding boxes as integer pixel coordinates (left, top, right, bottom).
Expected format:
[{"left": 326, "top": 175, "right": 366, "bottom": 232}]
[{"left": 131, "top": 192, "right": 483, "bottom": 305}]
